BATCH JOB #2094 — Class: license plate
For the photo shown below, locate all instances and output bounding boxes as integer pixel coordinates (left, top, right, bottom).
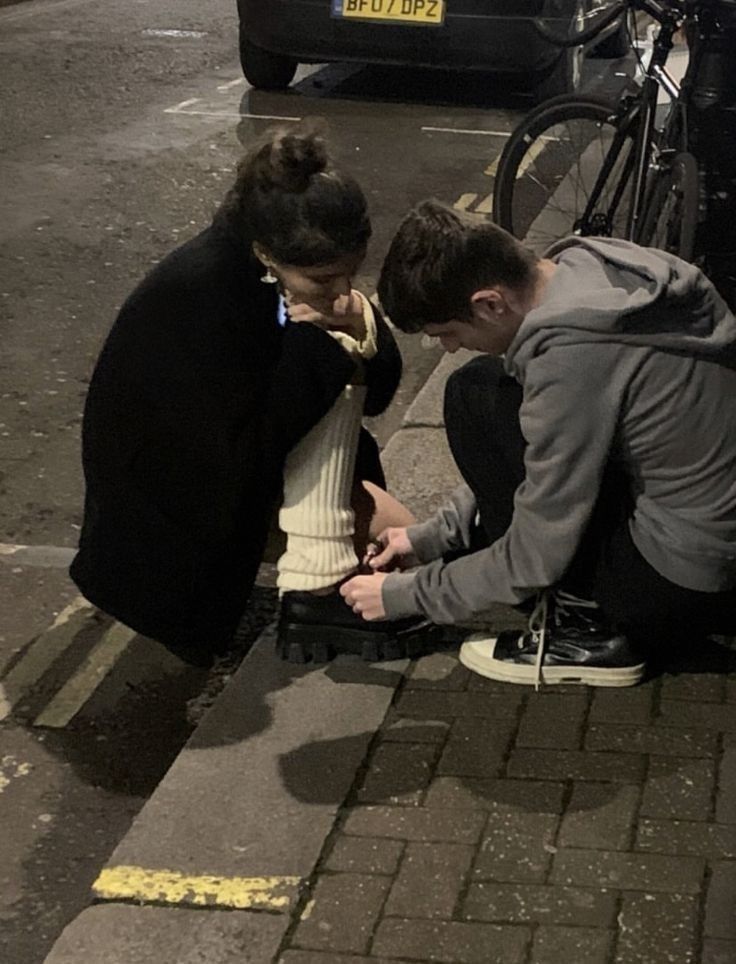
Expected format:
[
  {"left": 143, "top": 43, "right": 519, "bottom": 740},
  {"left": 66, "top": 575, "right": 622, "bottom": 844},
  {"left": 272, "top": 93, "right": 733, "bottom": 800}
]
[{"left": 331, "top": 0, "right": 445, "bottom": 27}]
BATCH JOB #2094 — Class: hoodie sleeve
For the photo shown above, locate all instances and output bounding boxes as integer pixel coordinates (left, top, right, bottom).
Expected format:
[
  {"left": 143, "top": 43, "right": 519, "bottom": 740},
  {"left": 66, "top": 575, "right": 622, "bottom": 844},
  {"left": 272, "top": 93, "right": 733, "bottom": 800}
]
[
  {"left": 406, "top": 484, "right": 478, "bottom": 563},
  {"left": 382, "top": 346, "right": 627, "bottom": 623}
]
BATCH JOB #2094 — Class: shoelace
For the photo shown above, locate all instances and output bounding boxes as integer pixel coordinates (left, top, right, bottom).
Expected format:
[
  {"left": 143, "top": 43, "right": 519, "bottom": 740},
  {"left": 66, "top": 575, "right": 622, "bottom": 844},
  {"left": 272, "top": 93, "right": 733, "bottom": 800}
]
[
  {"left": 527, "top": 591, "right": 549, "bottom": 692},
  {"left": 526, "top": 589, "right": 601, "bottom": 690}
]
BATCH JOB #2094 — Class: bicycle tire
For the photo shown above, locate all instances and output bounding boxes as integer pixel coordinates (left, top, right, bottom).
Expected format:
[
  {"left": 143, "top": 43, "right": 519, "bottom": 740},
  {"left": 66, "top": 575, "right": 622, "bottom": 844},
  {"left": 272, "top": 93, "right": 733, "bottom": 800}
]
[
  {"left": 636, "top": 151, "right": 699, "bottom": 261},
  {"left": 493, "top": 95, "right": 638, "bottom": 254}
]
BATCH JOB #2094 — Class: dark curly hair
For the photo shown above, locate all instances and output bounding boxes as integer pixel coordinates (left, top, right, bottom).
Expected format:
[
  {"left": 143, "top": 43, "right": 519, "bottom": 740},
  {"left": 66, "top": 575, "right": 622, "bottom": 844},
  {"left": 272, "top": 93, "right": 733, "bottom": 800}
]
[{"left": 218, "top": 123, "right": 371, "bottom": 266}]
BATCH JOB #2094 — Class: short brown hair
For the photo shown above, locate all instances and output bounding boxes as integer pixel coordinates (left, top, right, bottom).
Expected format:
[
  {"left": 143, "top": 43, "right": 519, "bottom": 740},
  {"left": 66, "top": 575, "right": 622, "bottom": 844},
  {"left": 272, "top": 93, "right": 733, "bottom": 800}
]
[{"left": 377, "top": 199, "right": 537, "bottom": 333}]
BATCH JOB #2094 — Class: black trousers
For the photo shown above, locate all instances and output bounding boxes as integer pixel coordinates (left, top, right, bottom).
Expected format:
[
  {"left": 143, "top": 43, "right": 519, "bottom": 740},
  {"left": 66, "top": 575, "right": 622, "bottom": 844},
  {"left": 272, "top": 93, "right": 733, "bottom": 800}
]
[{"left": 443, "top": 355, "right": 736, "bottom": 647}]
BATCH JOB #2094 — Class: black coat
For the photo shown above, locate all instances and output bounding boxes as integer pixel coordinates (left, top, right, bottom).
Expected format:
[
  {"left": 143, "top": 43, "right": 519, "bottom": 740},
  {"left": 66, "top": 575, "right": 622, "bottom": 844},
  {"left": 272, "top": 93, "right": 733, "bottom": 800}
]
[{"left": 70, "top": 216, "right": 402, "bottom": 652}]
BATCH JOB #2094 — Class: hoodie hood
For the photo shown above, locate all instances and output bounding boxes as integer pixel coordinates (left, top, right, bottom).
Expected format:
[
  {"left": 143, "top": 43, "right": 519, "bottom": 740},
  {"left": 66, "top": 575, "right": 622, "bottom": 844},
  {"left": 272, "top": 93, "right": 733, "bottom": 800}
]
[{"left": 504, "top": 237, "right": 736, "bottom": 379}]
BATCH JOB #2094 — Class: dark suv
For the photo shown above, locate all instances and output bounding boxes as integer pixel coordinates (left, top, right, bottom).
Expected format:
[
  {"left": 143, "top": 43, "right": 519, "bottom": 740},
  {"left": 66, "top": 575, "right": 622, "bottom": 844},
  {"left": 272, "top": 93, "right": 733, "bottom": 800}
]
[{"left": 237, "top": 0, "right": 631, "bottom": 102}]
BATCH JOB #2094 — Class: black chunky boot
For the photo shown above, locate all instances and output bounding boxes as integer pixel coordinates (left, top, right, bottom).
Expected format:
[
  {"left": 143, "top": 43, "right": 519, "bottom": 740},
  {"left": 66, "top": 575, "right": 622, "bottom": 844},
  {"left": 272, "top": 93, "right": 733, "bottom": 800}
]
[{"left": 277, "top": 588, "right": 431, "bottom": 663}]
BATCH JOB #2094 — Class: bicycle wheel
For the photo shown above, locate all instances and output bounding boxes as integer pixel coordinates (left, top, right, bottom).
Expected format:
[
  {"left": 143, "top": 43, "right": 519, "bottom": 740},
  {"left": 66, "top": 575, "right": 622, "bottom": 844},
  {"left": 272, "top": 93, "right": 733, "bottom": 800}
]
[
  {"left": 493, "top": 95, "right": 638, "bottom": 255},
  {"left": 636, "top": 151, "right": 699, "bottom": 261}
]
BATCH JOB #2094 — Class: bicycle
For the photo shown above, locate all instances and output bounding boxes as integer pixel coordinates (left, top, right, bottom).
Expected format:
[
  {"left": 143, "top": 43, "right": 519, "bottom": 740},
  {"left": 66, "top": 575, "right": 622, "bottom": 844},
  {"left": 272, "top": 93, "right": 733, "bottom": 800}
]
[{"left": 492, "top": 0, "right": 736, "bottom": 307}]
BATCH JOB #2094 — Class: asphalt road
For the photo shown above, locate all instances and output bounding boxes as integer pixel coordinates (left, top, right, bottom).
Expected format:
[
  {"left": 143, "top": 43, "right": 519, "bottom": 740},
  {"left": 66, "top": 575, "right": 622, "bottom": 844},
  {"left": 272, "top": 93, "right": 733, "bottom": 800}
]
[{"left": 0, "top": 1, "right": 630, "bottom": 960}]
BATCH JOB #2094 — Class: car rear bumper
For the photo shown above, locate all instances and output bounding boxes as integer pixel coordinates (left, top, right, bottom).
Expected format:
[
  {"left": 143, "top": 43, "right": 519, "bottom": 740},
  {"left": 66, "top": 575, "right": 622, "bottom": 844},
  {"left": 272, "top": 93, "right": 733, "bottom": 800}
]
[{"left": 239, "top": 0, "right": 566, "bottom": 75}]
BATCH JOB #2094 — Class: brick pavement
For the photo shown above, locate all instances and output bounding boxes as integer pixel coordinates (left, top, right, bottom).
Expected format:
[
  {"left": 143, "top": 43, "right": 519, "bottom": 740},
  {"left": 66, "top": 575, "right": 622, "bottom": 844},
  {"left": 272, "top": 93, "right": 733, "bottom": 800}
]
[{"left": 276, "top": 648, "right": 736, "bottom": 964}]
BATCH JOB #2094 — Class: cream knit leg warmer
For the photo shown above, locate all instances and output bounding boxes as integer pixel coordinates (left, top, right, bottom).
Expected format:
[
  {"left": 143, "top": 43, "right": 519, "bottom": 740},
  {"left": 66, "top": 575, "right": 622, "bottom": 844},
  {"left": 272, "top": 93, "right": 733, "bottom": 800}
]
[{"left": 276, "top": 293, "right": 379, "bottom": 593}]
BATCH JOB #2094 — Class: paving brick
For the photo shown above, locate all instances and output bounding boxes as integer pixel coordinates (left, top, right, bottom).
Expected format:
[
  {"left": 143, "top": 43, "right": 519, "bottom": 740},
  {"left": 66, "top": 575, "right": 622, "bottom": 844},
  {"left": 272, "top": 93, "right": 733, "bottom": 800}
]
[
  {"left": 716, "top": 747, "right": 736, "bottom": 825},
  {"left": 702, "top": 939, "right": 736, "bottom": 963},
  {"left": 292, "top": 873, "right": 390, "bottom": 954},
  {"left": 551, "top": 849, "right": 705, "bottom": 893},
  {"left": 406, "top": 652, "right": 471, "bottom": 690},
  {"left": 371, "top": 919, "right": 530, "bottom": 963},
  {"left": 473, "top": 810, "right": 559, "bottom": 884},
  {"left": 394, "top": 690, "right": 522, "bottom": 720},
  {"left": 381, "top": 716, "right": 450, "bottom": 744},
  {"left": 507, "top": 748, "right": 645, "bottom": 783},
  {"left": 641, "top": 758, "right": 716, "bottom": 821},
  {"left": 705, "top": 862, "right": 736, "bottom": 940},
  {"left": 342, "top": 805, "right": 485, "bottom": 844},
  {"left": 515, "top": 693, "right": 587, "bottom": 750},
  {"left": 384, "top": 841, "right": 474, "bottom": 919},
  {"left": 586, "top": 723, "right": 718, "bottom": 758},
  {"left": 424, "top": 777, "right": 565, "bottom": 814},
  {"left": 324, "top": 836, "right": 404, "bottom": 875},
  {"left": 467, "top": 674, "right": 526, "bottom": 693},
  {"left": 661, "top": 673, "right": 726, "bottom": 702},
  {"left": 437, "top": 720, "right": 515, "bottom": 778},
  {"left": 615, "top": 892, "right": 699, "bottom": 964},
  {"left": 530, "top": 925, "right": 612, "bottom": 964},
  {"left": 558, "top": 783, "right": 639, "bottom": 850},
  {"left": 657, "top": 701, "right": 736, "bottom": 733},
  {"left": 462, "top": 882, "right": 616, "bottom": 927},
  {"left": 281, "top": 953, "right": 413, "bottom": 964},
  {"left": 357, "top": 742, "right": 437, "bottom": 806},
  {"left": 637, "top": 819, "right": 736, "bottom": 859},
  {"left": 589, "top": 687, "right": 654, "bottom": 724}
]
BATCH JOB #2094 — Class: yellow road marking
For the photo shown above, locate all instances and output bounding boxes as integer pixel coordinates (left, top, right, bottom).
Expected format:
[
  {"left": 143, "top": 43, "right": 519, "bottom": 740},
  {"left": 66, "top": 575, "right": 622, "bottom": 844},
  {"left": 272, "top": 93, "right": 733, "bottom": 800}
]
[
  {"left": 93, "top": 866, "right": 302, "bottom": 910},
  {"left": 475, "top": 193, "right": 494, "bottom": 214},
  {"left": 33, "top": 622, "right": 137, "bottom": 728},
  {"left": 484, "top": 133, "right": 558, "bottom": 178},
  {"left": 453, "top": 193, "right": 478, "bottom": 211},
  {"left": 0, "top": 596, "right": 92, "bottom": 721}
]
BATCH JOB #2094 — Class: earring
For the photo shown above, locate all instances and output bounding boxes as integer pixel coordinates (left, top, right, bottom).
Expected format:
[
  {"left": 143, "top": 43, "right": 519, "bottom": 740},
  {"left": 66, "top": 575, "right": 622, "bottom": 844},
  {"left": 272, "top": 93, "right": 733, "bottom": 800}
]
[{"left": 260, "top": 266, "right": 278, "bottom": 285}]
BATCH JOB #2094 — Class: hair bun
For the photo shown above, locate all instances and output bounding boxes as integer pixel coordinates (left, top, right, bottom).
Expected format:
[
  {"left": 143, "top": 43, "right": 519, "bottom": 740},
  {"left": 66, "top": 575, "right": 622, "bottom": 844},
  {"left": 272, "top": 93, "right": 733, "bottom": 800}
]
[{"left": 265, "top": 128, "right": 329, "bottom": 192}]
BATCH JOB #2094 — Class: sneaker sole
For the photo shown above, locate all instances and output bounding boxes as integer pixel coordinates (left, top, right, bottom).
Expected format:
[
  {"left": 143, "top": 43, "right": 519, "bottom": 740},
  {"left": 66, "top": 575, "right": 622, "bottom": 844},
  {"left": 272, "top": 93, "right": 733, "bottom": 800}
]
[
  {"left": 459, "top": 636, "right": 646, "bottom": 688},
  {"left": 277, "top": 621, "right": 431, "bottom": 663}
]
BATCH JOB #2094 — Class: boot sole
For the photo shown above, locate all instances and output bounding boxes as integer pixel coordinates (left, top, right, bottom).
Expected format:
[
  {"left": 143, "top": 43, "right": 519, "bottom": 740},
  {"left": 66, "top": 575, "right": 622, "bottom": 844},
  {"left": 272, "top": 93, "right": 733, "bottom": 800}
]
[
  {"left": 459, "top": 636, "right": 646, "bottom": 687},
  {"left": 277, "top": 620, "right": 431, "bottom": 663}
]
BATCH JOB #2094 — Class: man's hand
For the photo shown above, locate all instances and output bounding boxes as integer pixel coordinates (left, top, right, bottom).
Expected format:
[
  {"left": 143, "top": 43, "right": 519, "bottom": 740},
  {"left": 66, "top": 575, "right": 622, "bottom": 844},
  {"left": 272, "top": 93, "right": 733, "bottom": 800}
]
[
  {"left": 287, "top": 291, "right": 366, "bottom": 341},
  {"left": 365, "top": 527, "right": 417, "bottom": 572},
  {"left": 340, "top": 572, "right": 388, "bottom": 621}
]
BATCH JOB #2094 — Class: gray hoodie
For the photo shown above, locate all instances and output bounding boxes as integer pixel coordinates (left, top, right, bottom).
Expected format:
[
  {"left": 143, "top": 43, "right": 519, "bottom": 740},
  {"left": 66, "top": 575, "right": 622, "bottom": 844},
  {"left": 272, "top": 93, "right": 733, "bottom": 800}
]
[{"left": 383, "top": 237, "right": 736, "bottom": 624}]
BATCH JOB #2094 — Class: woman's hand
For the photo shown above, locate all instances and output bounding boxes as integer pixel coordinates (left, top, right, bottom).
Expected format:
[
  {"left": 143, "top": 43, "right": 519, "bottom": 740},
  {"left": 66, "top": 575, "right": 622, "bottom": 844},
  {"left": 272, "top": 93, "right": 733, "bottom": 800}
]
[
  {"left": 340, "top": 572, "right": 387, "bottom": 621},
  {"left": 287, "top": 290, "right": 366, "bottom": 341},
  {"left": 364, "top": 527, "right": 417, "bottom": 572}
]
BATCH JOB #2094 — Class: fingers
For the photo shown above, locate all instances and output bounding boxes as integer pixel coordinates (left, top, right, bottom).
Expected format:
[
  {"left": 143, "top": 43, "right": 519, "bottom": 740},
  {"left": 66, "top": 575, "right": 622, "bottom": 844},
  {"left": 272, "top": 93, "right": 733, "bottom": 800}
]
[
  {"left": 368, "top": 544, "right": 395, "bottom": 569},
  {"left": 339, "top": 574, "right": 387, "bottom": 621},
  {"left": 287, "top": 303, "right": 327, "bottom": 325}
]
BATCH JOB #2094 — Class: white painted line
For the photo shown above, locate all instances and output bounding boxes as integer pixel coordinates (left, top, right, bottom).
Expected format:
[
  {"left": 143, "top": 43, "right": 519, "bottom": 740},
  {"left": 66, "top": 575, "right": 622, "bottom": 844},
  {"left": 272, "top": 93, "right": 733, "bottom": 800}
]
[
  {"left": 217, "top": 78, "right": 247, "bottom": 92},
  {"left": 163, "top": 108, "right": 302, "bottom": 121},
  {"left": 0, "top": 0, "right": 98, "bottom": 25},
  {"left": 422, "top": 126, "right": 511, "bottom": 137},
  {"left": 166, "top": 98, "right": 202, "bottom": 112},
  {"left": 34, "top": 622, "right": 138, "bottom": 728},
  {"left": 0, "top": 543, "right": 75, "bottom": 568},
  {"left": 142, "top": 29, "right": 207, "bottom": 39},
  {"left": 453, "top": 193, "right": 478, "bottom": 212},
  {"left": 0, "top": 596, "right": 93, "bottom": 721}
]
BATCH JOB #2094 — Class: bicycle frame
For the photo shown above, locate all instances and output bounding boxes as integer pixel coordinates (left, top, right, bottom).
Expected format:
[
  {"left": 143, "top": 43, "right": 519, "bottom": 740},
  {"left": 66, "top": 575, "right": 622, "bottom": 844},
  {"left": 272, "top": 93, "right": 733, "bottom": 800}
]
[{"left": 579, "top": 0, "right": 685, "bottom": 239}]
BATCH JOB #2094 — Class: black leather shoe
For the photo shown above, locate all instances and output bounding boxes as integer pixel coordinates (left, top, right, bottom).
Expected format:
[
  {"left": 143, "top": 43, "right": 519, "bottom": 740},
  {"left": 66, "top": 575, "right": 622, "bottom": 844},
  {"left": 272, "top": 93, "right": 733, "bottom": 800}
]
[{"left": 277, "top": 588, "right": 430, "bottom": 663}]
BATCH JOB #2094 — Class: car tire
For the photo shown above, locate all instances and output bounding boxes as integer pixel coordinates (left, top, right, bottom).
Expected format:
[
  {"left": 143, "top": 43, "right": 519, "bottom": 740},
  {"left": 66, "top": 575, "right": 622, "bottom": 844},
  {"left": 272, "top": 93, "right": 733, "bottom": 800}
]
[
  {"left": 593, "top": 12, "right": 633, "bottom": 58},
  {"left": 239, "top": 29, "right": 297, "bottom": 90},
  {"left": 531, "top": 0, "right": 585, "bottom": 103},
  {"left": 532, "top": 44, "right": 583, "bottom": 103}
]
